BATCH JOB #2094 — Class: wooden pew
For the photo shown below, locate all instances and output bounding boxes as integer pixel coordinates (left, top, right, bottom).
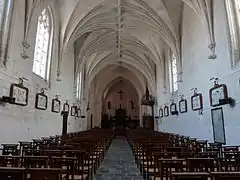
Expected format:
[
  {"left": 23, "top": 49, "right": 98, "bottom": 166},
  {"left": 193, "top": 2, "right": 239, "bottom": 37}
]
[
  {"left": 0, "top": 128, "right": 114, "bottom": 180},
  {"left": 126, "top": 129, "right": 240, "bottom": 180},
  {"left": 0, "top": 167, "right": 26, "bottom": 180},
  {"left": 27, "top": 168, "right": 62, "bottom": 180},
  {"left": 210, "top": 172, "right": 240, "bottom": 180},
  {"left": 171, "top": 172, "right": 210, "bottom": 180}
]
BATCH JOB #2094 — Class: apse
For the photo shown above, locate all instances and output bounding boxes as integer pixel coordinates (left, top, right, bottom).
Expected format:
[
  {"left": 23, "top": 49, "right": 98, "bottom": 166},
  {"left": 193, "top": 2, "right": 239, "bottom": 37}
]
[{"left": 103, "top": 77, "right": 139, "bottom": 120}]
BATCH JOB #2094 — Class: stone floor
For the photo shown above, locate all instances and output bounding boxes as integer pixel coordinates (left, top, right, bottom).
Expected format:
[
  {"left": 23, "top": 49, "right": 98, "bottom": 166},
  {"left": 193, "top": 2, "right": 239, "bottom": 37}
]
[{"left": 94, "top": 137, "right": 144, "bottom": 180}]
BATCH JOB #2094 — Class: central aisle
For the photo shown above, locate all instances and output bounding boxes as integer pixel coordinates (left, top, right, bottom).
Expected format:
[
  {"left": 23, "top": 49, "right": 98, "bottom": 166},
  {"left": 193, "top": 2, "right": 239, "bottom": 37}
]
[{"left": 94, "top": 137, "right": 144, "bottom": 180}]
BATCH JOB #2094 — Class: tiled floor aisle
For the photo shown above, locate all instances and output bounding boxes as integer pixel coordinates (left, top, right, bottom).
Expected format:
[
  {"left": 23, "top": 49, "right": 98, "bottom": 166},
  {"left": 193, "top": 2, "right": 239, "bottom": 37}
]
[{"left": 94, "top": 137, "right": 144, "bottom": 180}]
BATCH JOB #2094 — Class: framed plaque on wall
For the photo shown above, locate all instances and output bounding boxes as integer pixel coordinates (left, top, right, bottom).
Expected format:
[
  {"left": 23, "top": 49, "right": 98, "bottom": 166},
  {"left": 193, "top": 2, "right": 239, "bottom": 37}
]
[
  {"left": 52, "top": 97, "right": 61, "bottom": 113},
  {"left": 10, "top": 80, "right": 29, "bottom": 106},
  {"left": 164, "top": 106, "right": 169, "bottom": 117},
  {"left": 35, "top": 89, "right": 48, "bottom": 110},
  {"left": 191, "top": 93, "right": 203, "bottom": 111},
  {"left": 71, "top": 106, "right": 77, "bottom": 116},
  {"left": 179, "top": 99, "right": 187, "bottom": 113},
  {"left": 159, "top": 108, "right": 163, "bottom": 118}
]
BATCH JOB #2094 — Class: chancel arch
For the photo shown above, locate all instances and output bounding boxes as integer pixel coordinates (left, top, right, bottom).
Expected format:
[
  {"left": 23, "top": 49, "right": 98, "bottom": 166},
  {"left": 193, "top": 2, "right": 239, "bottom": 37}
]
[
  {"left": 86, "top": 64, "right": 147, "bottom": 128},
  {"left": 103, "top": 78, "right": 140, "bottom": 119}
]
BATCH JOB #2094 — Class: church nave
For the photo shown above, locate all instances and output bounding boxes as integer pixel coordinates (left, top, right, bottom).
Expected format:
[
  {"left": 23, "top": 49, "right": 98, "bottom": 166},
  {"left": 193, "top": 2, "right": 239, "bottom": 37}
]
[{"left": 0, "top": 0, "right": 240, "bottom": 179}]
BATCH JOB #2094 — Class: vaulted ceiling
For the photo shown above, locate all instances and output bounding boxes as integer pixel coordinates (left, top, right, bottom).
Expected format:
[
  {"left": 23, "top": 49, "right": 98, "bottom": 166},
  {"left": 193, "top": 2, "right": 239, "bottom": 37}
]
[{"left": 54, "top": 0, "right": 213, "bottom": 96}]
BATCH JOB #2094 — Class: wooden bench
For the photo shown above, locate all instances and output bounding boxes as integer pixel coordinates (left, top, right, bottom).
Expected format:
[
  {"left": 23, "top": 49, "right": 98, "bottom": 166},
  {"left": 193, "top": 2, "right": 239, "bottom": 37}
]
[{"left": 0, "top": 128, "right": 114, "bottom": 180}]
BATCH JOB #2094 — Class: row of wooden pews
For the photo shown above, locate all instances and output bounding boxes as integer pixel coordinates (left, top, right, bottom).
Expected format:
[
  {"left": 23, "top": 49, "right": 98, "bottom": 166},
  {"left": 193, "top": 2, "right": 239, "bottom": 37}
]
[
  {"left": 126, "top": 129, "right": 240, "bottom": 180},
  {"left": 0, "top": 128, "right": 115, "bottom": 180}
]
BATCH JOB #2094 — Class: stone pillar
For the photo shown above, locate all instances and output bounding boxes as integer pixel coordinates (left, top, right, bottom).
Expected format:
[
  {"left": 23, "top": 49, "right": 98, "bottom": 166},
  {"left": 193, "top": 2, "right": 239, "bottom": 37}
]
[{"left": 0, "top": 0, "right": 14, "bottom": 65}]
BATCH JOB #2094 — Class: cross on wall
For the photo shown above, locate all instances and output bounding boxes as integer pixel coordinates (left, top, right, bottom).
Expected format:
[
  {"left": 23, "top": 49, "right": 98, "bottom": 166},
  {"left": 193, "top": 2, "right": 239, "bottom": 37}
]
[{"left": 118, "top": 90, "right": 124, "bottom": 100}]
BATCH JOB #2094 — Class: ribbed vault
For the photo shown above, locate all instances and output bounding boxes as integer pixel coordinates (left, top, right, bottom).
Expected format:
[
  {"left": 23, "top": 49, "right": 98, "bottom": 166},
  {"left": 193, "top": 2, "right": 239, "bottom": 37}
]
[
  {"left": 59, "top": 0, "right": 181, "bottom": 92},
  {"left": 32, "top": 0, "right": 215, "bottom": 127},
  {"left": 24, "top": 0, "right": 216, "bottom": 91}
]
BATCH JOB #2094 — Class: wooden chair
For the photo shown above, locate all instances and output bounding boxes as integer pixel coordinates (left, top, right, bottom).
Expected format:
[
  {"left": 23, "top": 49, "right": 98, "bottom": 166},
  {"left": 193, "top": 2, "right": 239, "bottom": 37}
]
[
  {"left": 157, "top": 159, "right": 185, "bottom": 180},
  {"left": 21, "top": 156, "right": 49, "bottom": 168},
  {"left": 218, "top": 157, "right": 240, "bottom": 172},
  {"left": 0, "top": 167, "right": 26, "bottom": 180},
  {"left": 171, "top": 172, "right": 210, "bottom": 180},
  {"left": 27, "top": 168, "right": 62, "bottom": 180},
  {"left": 1, "top": 144, "right": 19, "bottom": 155},
  {"left": 211, "top": 172, "right": 240, "bottom": 180},
  {"left": 186, "top": 158, "right": 216, "bottom": 172},
  {"left": 0, "top": 155, "right": 21, "bottom": 167}
]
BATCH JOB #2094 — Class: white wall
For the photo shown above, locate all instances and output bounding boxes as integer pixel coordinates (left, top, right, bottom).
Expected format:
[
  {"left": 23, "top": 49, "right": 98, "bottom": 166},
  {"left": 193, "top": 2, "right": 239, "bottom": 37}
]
[
  {"left": 158, "top": 0, "right": 240, "bottom": 145},
  {"left": 0, "top": 1, "right": 81, "bottom": 145}
]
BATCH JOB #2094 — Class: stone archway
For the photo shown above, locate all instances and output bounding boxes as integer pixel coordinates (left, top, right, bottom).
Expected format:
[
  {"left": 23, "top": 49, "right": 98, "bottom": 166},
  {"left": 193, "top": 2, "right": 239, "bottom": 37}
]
[{"left": 101, "top": 77, "right": 140, "bottom": 129}]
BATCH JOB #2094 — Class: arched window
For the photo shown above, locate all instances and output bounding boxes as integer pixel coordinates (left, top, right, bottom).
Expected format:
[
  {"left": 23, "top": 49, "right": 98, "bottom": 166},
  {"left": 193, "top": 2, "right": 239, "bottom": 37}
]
[
  {"left": 169, "top": 51, "right": 178, "bottom": 93},
  {"left": 226, "top": 0, "right": 240, "bottom": 67},
  {"left": 76, "top": 71, "right": 82, "bottom": 100},
  {"left": 33, "top": 8, "right": 53, "bottom": 80}
]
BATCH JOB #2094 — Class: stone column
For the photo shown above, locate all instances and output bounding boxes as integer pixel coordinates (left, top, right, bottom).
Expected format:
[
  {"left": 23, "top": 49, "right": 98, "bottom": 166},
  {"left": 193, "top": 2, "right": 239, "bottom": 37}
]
[{"left": 0, "top": 0, "right": 14, "bottom": 65}]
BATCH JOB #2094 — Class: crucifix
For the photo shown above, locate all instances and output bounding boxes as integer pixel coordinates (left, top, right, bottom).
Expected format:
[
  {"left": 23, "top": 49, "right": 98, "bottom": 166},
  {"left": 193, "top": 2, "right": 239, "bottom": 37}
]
[{"left": 118, "top": 90, "right": 124, "bottom": 100}]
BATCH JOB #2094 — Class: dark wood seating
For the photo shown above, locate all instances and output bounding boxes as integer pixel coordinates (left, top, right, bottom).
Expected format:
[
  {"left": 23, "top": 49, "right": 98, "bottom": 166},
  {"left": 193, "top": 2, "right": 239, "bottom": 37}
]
[
  {"left": 126, "top": 128, "right": 240, "bottom": 180},
  {"left": 0, "top": 167, "right": 26, "bottom": 180},
  {"left": 0, "top": 128, "right": 114, "bottom": 180},
  {"left": 171, "top": 172, "right": 210, "bottom": 180},
  {"left": 210, "top": 172, "right": 240, "bottom": 180},
  {"left": 27, "top": 168, "right": 62, "bottom": 180},
  {"left": 1, "top": 144, "right": 19, "bottom": 155},
  {"left": 0, "top": 155, "right": 21, "bottom": 167}
]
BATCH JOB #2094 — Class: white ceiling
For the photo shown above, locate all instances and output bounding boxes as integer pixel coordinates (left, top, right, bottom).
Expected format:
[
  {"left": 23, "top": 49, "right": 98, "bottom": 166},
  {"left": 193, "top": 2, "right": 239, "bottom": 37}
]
[{"left": 54, "top": 0, "right": 211, "bottom": 96}]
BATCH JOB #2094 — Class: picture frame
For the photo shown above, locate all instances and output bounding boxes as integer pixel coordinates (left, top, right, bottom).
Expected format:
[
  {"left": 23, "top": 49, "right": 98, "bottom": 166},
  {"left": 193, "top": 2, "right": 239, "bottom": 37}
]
[
  {"left": 63, "top": 102, "right": 70, "bottom": 113},
  {"left": 71, "top": 106, "right": 77, "bottom": 116},
  {"left": 209, "top": 84, "right": 228, "bottom": 107},
  {"left": 164, "top": 106, "right": 169, "bottom": 117},
  {"left": 35, "top": 91, "right": 48, "bottom": 110},
  {"left": 211, "top": 107, "right": 226, "bottom": 145},
  {"left": 159, "top": 108, "right": 163, "bottom": 118},
  {"left": 170, "top": 103, "right": 178, "bottom": 115},
  {"left": 179, "top": 99, "right": 188, "bottom": 113},
  {"left": 191, "top": 93, "right": 203, "bottom": 111},
  {"left": 77, "top": 108, "right": 81, "bottom": 117},
  {"left": 52, "top": 98, "right": 61, "bottom": 113},
  {"left": 9, "top": 83, "right": 29, "bottom": 106}
]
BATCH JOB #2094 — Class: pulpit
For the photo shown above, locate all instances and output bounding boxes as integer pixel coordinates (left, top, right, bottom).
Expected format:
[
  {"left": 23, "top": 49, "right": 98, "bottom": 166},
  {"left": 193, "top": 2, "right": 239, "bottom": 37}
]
[{"left": 141, "top": 86, "right": 155, "bottom": 130}]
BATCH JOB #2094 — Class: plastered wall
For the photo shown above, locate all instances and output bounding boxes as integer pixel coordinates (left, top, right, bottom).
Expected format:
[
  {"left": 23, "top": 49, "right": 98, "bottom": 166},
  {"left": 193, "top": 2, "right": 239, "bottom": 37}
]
[
  {"left": 0, "top": 1, "right": 82, "bottom": 144},
  {"left": 158, "top": 0, "right": 240, "bottom": 145}
]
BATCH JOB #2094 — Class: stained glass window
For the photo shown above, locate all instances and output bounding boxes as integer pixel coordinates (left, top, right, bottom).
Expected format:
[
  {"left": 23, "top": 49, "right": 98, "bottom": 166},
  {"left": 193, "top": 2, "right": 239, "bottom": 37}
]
[{"left": 33, "top": 8, "right": 52, "bottom": 80}]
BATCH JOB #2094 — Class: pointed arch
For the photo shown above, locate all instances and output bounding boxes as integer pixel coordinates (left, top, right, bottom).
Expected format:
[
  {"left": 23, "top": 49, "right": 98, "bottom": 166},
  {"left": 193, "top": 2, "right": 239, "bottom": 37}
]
[{"left": 32, "top": 6, "right": 54, "bottom": 81}]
